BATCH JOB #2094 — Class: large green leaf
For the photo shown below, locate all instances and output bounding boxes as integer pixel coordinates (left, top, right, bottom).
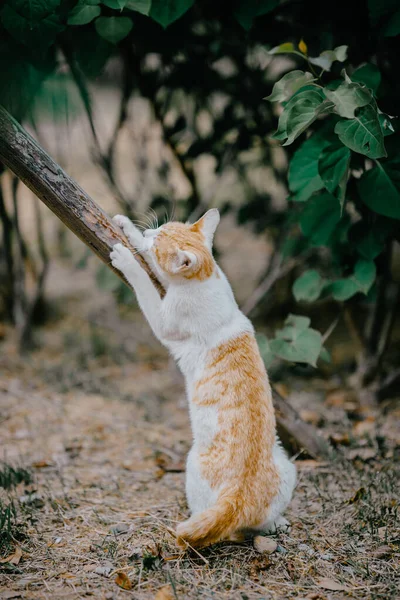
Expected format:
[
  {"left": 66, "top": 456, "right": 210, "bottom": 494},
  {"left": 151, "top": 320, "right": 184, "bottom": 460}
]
[
  {"left": 308, "top": 45, "right": 348, "bottom": 72},
  {"left": 266, "top": 70, "right": 315, "bottom": 103},
  {"left": 288, "top": 133, "right": 329, "bottom": 202},
  {"left": 300, "top": 192, "right": 341, "bottom": 245},
  {"left": 352, "top": 64, "right": 381, "bottom": 94},
  {"left": 328, "top": 278, "right": 360, "bottom": 301},
  {"left": 334, "top": 104, "right": 386, "bottom": 159},
  {"left": 68, "top": 4, "right": 101, "bottom": 25},
  {"left": 324, "top": 80, "right": 372, "bottom": 119},
  {"left": 234, "top": 0, "right": 278, "bottom": 30},
  {"left": 350, "top": 217, "right": 395, "bottom": 260},
  {"left": 149, "top": 0, "right": 194, "bottom": 27},
  {"left": 125, "top": 0, "right": 151, "bottom": 13},
  {"left": 326, "top": 259, "right": 376, "bottom": 301},
  {"left": 292, "top": 270, "right": 324, "bottom": 302},
  {"left": 270, "top": 314, "right": 322, "bottom": 367},
  {"left": 1, "top": 0, "right": 65, "bottom": 49},
  {"left": 318, "top": 141, "right": 350, "bottom": 209},
  {"left": 276, "top": 88, "right": 333, "bottom": 146},
  {"left": 357, "top": 136, "right": 400, "bottom": 219},
  {"left": 95, "top": 16, "right": 133, "bottom": 43},
  {"left": 354, "top": 259, "right": 376, "bottom": 294}
]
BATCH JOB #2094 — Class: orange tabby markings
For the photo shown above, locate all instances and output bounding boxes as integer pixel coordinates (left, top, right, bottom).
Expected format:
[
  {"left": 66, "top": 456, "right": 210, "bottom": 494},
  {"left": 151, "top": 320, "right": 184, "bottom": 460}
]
[{"left": 179, "top": 332, "right": 279, "bottom": 547}]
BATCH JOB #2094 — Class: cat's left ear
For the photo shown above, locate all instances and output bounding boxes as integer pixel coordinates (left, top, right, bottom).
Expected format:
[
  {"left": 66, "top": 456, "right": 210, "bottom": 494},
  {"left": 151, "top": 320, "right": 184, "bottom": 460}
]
[{"left": 191, "top": 208, "right": 220, "bottom": 247}]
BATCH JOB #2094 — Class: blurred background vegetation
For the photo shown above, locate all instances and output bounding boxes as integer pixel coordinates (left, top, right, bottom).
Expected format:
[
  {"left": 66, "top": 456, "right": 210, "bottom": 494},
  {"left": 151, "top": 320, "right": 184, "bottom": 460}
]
[{"left": 1, "top": 0, "right": 400, "bottom": 401}]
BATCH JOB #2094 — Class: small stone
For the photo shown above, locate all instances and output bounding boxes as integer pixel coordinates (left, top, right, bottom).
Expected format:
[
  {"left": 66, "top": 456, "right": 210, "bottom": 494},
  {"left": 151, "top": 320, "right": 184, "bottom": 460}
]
[
  {"left": 94, "top": 563, "right": 113, "bottom": 578},
  {"left": 253, "top": 536, "right": 278, "bottom": 554}
]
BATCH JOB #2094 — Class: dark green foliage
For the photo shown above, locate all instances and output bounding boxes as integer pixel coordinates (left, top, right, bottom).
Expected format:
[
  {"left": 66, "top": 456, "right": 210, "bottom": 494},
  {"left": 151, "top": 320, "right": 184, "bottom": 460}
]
[{"left": 1, "top": 0, "right": 399, "bottom": 377}]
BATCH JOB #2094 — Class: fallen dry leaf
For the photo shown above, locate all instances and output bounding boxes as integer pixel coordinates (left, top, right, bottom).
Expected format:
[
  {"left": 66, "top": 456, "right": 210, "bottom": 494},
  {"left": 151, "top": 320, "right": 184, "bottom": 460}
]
[
  {"left": 347, "top": 447, "right": 377, "bottom": 461},
  {"left": 299, "top": 409, "right": 322, "bottom": 426},
  {"left": 353, "top": 417, "right": 376, "bottom": 437},
  {"left": 325, "top": 389, "right": 358, "bottom": 408},
  {"left": 0, "top": 546, "right": 22, "bottom": 565},
  {"left": 317, "top": 577, "right": 349, "bottom": 592},
  {"left": 155, "top": 584, "right": 175, "bottom": 600},
  {"left": 115, "top": 571, "right": 132, "bottom": 590},
  {"left": 330, "top": 432, "right": 350, "bottom": 446},
  {"left": 253, "top": 536, "right": 278, "bottom": 555},
  {"left": 373, "top": 545, "right": 392, "bottom": 559}
]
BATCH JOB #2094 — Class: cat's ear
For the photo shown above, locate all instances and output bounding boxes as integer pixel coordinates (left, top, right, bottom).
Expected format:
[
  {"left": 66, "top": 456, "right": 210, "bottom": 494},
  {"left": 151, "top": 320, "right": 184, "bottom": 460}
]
[
  {"left": 191, "top": 208, "right": 220, "bottom": 247},
  {"left": 171, "top": 249, "right": 197, "bottom": 274}
]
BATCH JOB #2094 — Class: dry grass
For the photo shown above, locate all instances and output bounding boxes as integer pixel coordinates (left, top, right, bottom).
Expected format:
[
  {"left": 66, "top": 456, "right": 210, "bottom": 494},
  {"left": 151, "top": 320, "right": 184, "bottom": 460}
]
[{"left": 1, "top": 263, "right": 399, "bottom": 599}]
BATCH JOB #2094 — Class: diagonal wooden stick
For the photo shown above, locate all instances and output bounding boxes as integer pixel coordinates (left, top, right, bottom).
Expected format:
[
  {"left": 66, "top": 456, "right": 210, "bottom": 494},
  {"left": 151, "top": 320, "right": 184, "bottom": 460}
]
[{"left": 0, "top": 105, "right": 332, "bottom": 460}]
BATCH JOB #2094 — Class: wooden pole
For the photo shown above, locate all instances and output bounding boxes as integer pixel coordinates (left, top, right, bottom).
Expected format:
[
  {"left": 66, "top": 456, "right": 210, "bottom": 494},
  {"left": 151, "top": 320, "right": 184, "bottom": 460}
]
[{"left": 0, "top": 105, "right": 332, "bottom": 460}]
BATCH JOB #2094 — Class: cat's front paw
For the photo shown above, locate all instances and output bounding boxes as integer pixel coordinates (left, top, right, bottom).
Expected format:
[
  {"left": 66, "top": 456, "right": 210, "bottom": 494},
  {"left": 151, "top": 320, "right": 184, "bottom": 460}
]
[
  {"left": 112, "top": 214, "right": 143, "bottom": 248},
  {"left": 110, "top": 243, "right": 136, "bottom": 274}
]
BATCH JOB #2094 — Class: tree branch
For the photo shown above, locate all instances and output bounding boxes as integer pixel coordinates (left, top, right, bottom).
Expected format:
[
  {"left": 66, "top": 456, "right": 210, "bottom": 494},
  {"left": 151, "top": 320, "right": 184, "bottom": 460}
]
[
  {"left": 0, "top": 104, "right": 332, "bottom": 460},
  {"left": 0, "top": 105, "right": 164, "bottom": 298}
]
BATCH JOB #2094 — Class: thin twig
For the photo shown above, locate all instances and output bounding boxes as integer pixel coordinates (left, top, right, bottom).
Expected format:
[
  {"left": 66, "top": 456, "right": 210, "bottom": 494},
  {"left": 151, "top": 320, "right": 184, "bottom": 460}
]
[{"left": 241, "top": 253, "right": 298, "bottom": 316}]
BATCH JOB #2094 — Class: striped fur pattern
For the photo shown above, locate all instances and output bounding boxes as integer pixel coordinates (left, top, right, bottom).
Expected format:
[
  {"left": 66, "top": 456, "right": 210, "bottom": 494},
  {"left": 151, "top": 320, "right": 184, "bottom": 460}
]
[{"left": 110, "top": 209, "right": 296, "bottom": 548}]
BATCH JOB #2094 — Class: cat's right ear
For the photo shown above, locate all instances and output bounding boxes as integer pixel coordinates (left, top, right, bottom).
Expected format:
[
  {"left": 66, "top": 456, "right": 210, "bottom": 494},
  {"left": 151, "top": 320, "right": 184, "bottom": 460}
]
[
  {"left": 191, "top": 209, "right": 220, "bottom": 248},
  {"left": 171, "top": 249, "right": 197, "bottom": 274}
]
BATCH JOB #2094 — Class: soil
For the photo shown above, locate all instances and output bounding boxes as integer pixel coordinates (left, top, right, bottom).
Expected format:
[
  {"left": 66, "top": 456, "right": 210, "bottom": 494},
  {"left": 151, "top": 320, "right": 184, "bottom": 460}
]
[{"left": 1, "top": 254, "right": 399, "bottom": 600}]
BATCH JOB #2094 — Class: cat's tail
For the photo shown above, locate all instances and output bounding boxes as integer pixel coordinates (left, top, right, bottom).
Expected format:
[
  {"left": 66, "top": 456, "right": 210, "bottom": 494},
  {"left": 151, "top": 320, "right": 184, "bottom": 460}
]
[{"left": 175, "top": 493, "right": 241, "bottom": 549}]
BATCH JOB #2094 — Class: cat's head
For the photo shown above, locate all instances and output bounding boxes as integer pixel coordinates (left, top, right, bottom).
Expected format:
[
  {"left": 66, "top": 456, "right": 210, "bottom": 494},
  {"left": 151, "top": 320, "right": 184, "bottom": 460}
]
[{"left": 141, "top": 209, "right": 220, "bottom": 281}]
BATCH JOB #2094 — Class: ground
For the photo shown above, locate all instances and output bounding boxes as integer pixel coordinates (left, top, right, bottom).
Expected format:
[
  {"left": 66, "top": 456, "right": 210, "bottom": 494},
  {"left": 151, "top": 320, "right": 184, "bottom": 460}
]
[{"left": 0, "top": 254, "right": 399, "bottom": 600}]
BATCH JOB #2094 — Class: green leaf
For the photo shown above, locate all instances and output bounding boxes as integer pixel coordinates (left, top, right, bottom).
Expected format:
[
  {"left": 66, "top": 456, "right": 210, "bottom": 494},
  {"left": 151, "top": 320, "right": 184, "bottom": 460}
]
[
  {"left": 319, "top": 347, "right": 331, "bottom": 363},
  {"left": 256, "top": 333, "right": 274, "bottom": 368},
  {"left": 379, "top": 114, "right": 396, "bottom": 137},
  {"left": 280, "top": 88, "right": 333, "bottom": 146},
  {"left": 354, "top": 259, "right": 376, "bottom": 294},
  {"left": 68, "top": 5, "right": 101, "bottom": 25},
  {"left": 326, "top": 259, "right": 376, "bottom": 301},
  {"left": 149, "top": 0, "right": 194, "bottom": 28},
  {"left": 125, "top": 0, "right": 151, "bottom": 14},
  {"left": 293, "top": 270, "right": 324, "bottom": 302},
  {"left": 308, "top": 45, "right": 348, "bottom": 72},
  {"left": 328, "top": 278, "right": 360, "bottom": 301},
  {"left": 271, "top": 314, "right": 322, "bottom": 367},
  {"left": 288, "top": 133, "right": 328, "bottom": 202},
  {"left": 318, "top": 141, "right": 350, "bottom": 209},
  {"left": 266, "top": 70, "right": 315, "bottom": 103},
  {"left": 334, "top": 104, "right": 386, "bottom": 159},
  {"left": 102, "top": 0, "right": 127, "bottom": 8},
  {"left": 357, "top": 136, "right": 400, "bottom": 219},
  {"left": 300, "top": 192, "right": 341, "bottom": 245},
  {"left": 269, "top": 42, "right": 297, "bottom": 55},
  {"left": 1, "top": 0, "right": 65, "bottom": 49},
  {"left": 351, "top": 217, "right": 395, "bottom": 260},
  {"left": 234, "top": 0, "right": 278, "bottom": 31},
  {"left": 324, "top": 80, "right": 372, "bottom": 119},
  {"left": 95, "top": 16, "right": 133, "bottom": 43},
  {"left": 352, "top": 64, "right": 381, "bottom": 94},
  {"left": 383, "top": 9, "right": 400, "bottom": 36}
]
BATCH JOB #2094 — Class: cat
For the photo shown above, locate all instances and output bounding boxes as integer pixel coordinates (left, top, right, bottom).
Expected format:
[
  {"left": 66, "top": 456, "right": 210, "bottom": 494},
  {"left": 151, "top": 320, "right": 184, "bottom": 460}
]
[{"left": 110, "top": 209, "right": 296, "bottom": 548}]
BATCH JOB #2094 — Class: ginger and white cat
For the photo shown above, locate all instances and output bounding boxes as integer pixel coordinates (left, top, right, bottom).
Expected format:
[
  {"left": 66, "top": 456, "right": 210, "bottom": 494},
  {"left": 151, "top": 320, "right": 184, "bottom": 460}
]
[{"left": 110, "top": 209, "right": 296, "bottom": 548}]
